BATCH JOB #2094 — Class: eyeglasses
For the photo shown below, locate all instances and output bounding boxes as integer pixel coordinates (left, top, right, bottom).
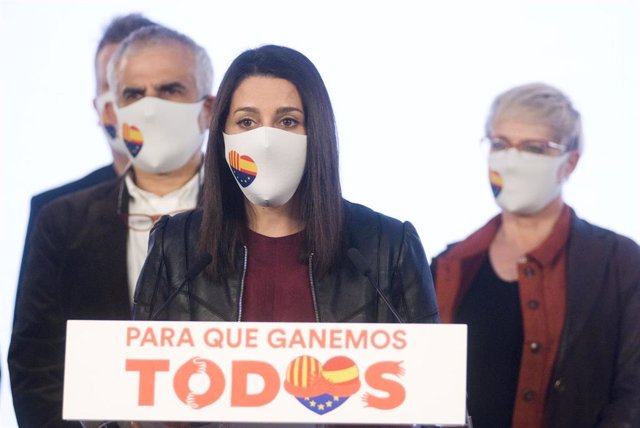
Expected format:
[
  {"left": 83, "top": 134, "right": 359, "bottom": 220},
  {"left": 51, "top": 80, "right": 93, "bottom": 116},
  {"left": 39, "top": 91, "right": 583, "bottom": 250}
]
[
  {"left": 120, "top": 210, "right": 189, "bottom": 231},
  {"left": 481, "top": 136, "right": 569, "bottom": 156},
  {"left": 116, "top": 179, "right": 189, "bottom": 231}
]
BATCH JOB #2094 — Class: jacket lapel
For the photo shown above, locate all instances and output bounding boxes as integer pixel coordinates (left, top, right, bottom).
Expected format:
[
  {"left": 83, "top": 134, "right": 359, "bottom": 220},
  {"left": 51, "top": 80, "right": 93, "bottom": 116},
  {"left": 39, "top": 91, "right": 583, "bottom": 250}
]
[
  {"left": 557, "top": 214, "right": 613, "bottom": 364},
  {"left": 84, "top": 179, "right": 130, "bottom": 317}
]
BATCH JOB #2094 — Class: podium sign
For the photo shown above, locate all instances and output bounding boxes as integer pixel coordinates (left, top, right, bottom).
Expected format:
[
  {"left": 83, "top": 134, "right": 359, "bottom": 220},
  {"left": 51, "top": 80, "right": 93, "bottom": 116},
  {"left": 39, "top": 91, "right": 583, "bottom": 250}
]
[{"left": 64, "top": 321, "right": 466, "bottom": 425}]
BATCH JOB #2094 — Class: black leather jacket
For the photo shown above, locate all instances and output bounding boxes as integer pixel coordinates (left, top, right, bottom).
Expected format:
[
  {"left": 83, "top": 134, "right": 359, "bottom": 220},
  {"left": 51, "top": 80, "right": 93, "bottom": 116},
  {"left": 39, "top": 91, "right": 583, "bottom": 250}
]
[{"left": 133, "top": 201, "right": 438, "bottom": 324}]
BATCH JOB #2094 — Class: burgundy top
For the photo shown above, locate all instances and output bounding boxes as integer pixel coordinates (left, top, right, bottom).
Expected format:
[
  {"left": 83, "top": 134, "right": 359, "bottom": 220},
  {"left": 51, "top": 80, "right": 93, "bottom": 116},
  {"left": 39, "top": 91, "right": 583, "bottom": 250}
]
[
  {"left": 242, "top": 229, "right": 315, "bottom": 322},
  {"left": 243, "top": 230, "right": 412, "bottom": 428}
]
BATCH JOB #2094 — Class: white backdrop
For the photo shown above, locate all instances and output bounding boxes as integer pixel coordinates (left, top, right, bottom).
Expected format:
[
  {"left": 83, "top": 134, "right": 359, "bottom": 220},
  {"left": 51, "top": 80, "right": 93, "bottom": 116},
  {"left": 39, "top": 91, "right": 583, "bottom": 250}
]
[{"left": 1, "top": 0, "right": 639, "bottom": 425}]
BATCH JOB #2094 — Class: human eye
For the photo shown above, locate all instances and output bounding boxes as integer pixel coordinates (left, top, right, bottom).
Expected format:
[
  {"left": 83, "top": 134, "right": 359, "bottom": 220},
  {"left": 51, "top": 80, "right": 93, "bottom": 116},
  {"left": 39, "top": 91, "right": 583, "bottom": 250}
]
[
  {"left": 163, "top": 86, "right": 184, "bottom": 96},
  {"left": 163, "top": 87, "right": 180, "bottom": 95},
  {"left": 237, "top": 118, "right": 256, "bottom": 129},
  {"left": 520, "top": 141, "right": 546, "bottom": 155},
  {"left": 157, "top": 82, "right": 187, "bottom": 96},
  {"left": 280, "top": 117, "right": 299, "bottom": 128},
  {"left": 490, "top": 137, "right": 509, "bottom": 151},
  {"left": 122, "top": 88, "right": 144, "bottom": 102}
]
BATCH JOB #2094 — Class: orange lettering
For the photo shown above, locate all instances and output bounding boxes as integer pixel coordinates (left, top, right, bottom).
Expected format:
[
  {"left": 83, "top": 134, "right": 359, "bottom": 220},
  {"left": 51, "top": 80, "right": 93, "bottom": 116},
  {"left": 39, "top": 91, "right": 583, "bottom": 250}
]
[
  {"left": 230, "top": 361, "right": 279, "bottom": 406},
  {"left": 289, "top": 329, "right": 306, "bottom": 348},
  {"left": 345, "top": 329, "right": 368, "bottom": 349},
  {"left": 245, "top": 328, "right": 258, "bottom": 348},
  {"left": 267, "top": 329, "right": 286, "bottom": 348},
  {"left": 362, "top": 361, "right": 405, "bottom": 410},
  {"left": 160, "top": 328, "right": 175, "bottom": 346},
  {"left": 370, "top": 330, "right": 391, "bottom": 349},
  {"left": 392, "top": 330, "right": 407, "bottom": 350},
  {"left": 127, "top": 327, "right": 140, "bottom": 346},
  {"left": 173, "top": 357, "right": 225, "bottom": 409},
  {"left": 177, "top": 328, "right": 195, "bottom": 347},
  {"left": 329, "top": 329, "right": 343, "bottom": 348},
  {"left": 125, "top": 359, "right": 170, "bottom": 406},
  {"left": 141, "top": 328, "right": 158, "bottom": 346}
]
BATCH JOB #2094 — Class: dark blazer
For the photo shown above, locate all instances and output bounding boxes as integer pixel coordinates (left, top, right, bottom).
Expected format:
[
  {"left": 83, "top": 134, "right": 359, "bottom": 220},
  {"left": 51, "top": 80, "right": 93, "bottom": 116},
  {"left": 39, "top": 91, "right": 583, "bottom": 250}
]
[
  {"left": 9, "top": 177, "right": 130, "bottom": 428},
  {"left": 433, "top": 211, "right": 640, "bottom": 427},
  {"left": 15, "top": 164, "right": 117, "bottom": 316}
]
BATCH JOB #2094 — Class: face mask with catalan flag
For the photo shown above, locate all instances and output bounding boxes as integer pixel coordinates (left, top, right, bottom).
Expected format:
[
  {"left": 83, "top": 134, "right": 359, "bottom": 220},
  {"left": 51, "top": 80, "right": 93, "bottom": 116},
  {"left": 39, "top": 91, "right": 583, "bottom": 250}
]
[
  {"left": 115, "top": 97, "right": 206, "bottom": 174},
  {"left": 224, "top": 127, "right": 307, "bottom": 208}
]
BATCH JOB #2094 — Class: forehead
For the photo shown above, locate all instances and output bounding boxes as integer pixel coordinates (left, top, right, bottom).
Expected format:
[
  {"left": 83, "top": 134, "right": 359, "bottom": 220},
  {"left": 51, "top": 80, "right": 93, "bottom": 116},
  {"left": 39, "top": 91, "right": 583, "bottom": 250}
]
[
  {"left": 95, "top": 43, "right": 119, "bottom": 90},
  {"left": 230, "top": 76, "right": 302, "bottom": 109},
  {"left": 116, "top": 42, "right": 197, "bottom": 90},
  {"left": 491, "top": 119, "right": 556, "bottom": 141}
]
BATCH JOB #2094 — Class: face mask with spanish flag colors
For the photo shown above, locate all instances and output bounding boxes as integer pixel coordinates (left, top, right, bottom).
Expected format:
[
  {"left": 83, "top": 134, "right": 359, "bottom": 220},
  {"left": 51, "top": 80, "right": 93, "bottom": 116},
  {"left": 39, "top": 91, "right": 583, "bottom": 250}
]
[
  {"left": 488, "top": 149, "right": 569, "bottom": 215},
  {"left": 223, "top": 127, "right": 307, "bottom": 208},
  {"left": 113, "top": 97, "right": 206, "bottom": 173},
  {"left": 95, "top": 91, "right": 128, "bottom": 156}
]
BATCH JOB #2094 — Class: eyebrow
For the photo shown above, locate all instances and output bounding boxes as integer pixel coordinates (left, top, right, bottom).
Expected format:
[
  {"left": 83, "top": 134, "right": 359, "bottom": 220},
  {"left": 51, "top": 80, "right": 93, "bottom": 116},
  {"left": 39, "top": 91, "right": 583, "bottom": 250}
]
[
  {"left": 121, "top": 86, "right": 146, "bottom": 98},
  {"left": 231, "top": 106, "right": 304, "bottom": 115},
  {"left": 232, "top": 106, "right": 259, "bottom": 115},
  {"left": 276, "top": 106, "right": 304, "bottom": 115},
  {"left": 156, "top": 81, "right": 187, "bottom": 93}
]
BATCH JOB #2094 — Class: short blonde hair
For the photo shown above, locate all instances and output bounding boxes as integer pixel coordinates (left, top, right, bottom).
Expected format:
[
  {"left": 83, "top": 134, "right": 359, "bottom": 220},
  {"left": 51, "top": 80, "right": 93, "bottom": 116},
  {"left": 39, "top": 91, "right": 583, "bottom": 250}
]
[{"left": 486, "top": 82, "right": 584, "bottom": 153}]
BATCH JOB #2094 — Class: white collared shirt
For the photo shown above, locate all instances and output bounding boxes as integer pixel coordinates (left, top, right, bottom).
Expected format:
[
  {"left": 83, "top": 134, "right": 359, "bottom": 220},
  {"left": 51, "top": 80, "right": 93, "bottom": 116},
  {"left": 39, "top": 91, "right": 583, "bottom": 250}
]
[{"left": 124, "top": 172, "right": 200, "bottom": 304}]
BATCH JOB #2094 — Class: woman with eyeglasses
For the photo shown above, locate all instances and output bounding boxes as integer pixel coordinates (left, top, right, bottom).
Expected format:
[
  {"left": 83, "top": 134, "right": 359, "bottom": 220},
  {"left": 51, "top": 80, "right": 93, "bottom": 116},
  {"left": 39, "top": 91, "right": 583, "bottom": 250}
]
[{"left": 432, "top": 83, "right": 640, "bottom": 428}]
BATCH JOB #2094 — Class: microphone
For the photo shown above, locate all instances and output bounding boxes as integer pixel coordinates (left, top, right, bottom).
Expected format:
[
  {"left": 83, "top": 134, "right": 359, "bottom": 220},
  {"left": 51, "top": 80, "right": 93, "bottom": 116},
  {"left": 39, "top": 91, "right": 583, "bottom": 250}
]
[
  {"left": 347, "top": 248, "right": 405, "bottom": 323},
  {"left": 150, "top": 253, "right": 213, "bottom": 320}
]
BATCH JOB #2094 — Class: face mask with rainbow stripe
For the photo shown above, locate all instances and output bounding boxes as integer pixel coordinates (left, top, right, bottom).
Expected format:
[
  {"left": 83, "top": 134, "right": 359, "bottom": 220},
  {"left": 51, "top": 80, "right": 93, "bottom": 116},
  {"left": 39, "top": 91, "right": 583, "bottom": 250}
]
[{"left": 488, "top": 149, "right": 569, "bottom": 215}]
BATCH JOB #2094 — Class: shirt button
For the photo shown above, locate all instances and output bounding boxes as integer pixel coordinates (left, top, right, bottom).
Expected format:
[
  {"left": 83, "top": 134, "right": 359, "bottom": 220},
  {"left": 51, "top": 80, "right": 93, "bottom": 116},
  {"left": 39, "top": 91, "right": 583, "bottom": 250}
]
[
  {"left": 523, "top": 267, "right": 535, "bottom": 277},
  {"left": 553, "top": 378, "right": 566, "bottom": 392},
  {"left": 523, "top": 390, "right": 536, "bottom": 401},
  {"left": 530, "top": 342, "right": 541, "bottom": 353},
  {"left": 527, "top": 299, "right": 540, "bottom": 309}
]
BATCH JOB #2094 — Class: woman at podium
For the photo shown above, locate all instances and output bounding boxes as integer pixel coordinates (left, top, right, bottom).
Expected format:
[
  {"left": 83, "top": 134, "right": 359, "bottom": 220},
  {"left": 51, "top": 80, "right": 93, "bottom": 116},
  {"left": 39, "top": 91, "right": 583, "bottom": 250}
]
[{"left": 133, "top": 45, "right": 438, "bottom": 330}]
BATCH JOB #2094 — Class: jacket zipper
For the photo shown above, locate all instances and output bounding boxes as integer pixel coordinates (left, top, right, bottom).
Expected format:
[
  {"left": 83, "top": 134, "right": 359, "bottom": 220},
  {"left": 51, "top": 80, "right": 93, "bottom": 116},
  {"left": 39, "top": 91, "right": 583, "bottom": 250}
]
[
  {"left": 236, "top": 245, "right": 248, "bottom": 322},
  {"left": 308, "top": 252, "right": 320, "bottom": 322}
]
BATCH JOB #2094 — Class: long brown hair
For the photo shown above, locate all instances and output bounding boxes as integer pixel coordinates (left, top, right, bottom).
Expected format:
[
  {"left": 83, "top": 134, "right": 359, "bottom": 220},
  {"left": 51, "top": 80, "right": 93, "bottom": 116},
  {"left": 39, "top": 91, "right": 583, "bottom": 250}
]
[{"left": 201, "top": 45, "right": 343, "bottom": 280}]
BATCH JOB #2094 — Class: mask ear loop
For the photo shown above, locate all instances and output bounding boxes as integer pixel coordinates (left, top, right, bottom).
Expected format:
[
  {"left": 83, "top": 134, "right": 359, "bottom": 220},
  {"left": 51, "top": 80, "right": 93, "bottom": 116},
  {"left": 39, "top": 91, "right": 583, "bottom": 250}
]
[
  {"left": 115, "top": 175, "right": 128, "bottom": 229},
  {"left": 116, "top": 164, "right": 137, "bottom": 220},
  {"left": 123, "top": 157, "right": 134, "bottom": 172},
  {"left": 558, "top": 134, "right": 579, "bottom": 185}
]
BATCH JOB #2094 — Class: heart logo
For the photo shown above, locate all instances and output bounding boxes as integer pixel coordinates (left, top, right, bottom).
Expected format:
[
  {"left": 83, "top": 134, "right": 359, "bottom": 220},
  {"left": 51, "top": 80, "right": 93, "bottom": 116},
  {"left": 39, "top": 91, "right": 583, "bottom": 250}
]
[
  {"left": 283, "top": 355, "right": 361, "bottom": 415},
  {"left": 228, "top": 150, "right": 257, "bottom": 187},
  {"left": 123, "top": 123, "right": 144, "bottom": 157},
  {"left": 489, "top": 169, "right": 503, "bottom": 197},
  {"left": 104, "top": 124, "right": 117, "bottom": 139}
]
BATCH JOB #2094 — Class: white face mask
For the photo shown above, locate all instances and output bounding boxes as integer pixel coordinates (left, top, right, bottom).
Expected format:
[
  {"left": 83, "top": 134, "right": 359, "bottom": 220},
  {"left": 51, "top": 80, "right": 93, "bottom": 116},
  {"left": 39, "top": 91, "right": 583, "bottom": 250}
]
[
  {"left": 488, "top": 149, "right": 569, "bottom": 215},
  {"left": 223, "top": 127, "right": 307, "bottom": 208},
  {"left": 95, "top": 92, "right": 128, "bottom": 156},
  {"left": 114, "top": 97, "right": 206, "bottom": 173}
]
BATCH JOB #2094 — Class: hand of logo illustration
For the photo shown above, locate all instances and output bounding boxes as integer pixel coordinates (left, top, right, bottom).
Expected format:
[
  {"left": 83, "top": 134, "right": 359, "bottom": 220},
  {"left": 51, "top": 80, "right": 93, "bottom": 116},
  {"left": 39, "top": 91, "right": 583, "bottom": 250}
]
[
  {"left": 362, "top": 361, "right": 405, "bottom": 410},
  {"left": 283, "top": 355, "right": 361, "bottom": 415}
]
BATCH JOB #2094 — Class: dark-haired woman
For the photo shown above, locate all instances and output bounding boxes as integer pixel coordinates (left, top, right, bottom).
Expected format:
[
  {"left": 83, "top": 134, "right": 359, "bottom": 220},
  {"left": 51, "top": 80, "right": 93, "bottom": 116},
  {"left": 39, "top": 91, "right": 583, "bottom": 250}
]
[
  {"left": 132, "top": 47, "right": 439, "bottom": 428},
  {"left": 133, "top": 45, "right": 438, "bottom": 328}
]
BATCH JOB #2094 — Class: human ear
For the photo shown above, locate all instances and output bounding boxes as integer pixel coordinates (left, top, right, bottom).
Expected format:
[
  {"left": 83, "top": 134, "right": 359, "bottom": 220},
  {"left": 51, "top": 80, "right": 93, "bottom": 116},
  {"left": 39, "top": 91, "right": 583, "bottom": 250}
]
[
  {"left": 103, "top": 101, "right": 117, "bottom": 132},
  {"left": 198, "top": 95, "right": 216, "bottom": 133},
  {"left": 560, "top": 151, "right": 580, "bottom": 182}
]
